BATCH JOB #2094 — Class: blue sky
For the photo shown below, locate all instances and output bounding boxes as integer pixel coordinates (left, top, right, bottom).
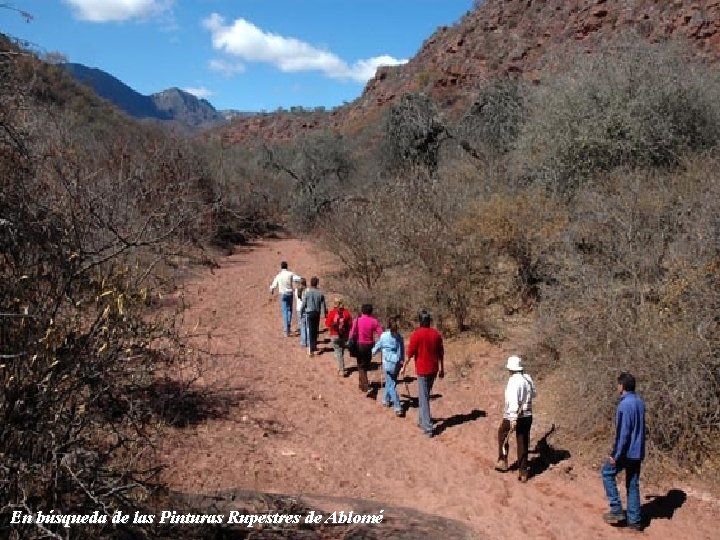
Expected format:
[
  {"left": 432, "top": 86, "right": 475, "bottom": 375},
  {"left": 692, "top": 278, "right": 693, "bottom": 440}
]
[{"left": 2, "top": 1, "right": 473, "bottom": 111}]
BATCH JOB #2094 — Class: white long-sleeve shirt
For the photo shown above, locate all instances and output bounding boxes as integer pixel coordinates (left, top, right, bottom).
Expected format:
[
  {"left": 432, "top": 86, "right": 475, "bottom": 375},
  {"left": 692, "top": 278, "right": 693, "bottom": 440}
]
[
  {"left": 295, "top": 288, "right": 305, "bottom": 313},
  {"left": 503, "top": 372, "right": 536, "bottom": 420},
  {"left": 269, "top": 269, "right": 300, "bottom": 295}
]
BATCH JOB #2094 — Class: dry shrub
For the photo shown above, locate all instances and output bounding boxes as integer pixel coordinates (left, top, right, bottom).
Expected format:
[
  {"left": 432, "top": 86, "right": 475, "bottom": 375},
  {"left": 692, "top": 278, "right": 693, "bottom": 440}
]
[
  {"left": 320, "top": 167, "right": 481, "bottom": 334},
  {"left": 0, "top": 38, "right": 226, "bottom": 539},
  {"left": 515, "top": 41, "right": 720, "bottom": 192},
  {"left": 318, "top": 198, "right": 397, "bottom": 292},
  {"left": 203, "top": 142, "right": 286, "bottom": 249},
  {"left": 456, "top": 78, "right": 527, "bottom": 158},
  {"left": 382, "top": 94, "right": 447, "bottom": 174},
  {"left": 455, "top": 189, "right": 568, "bottom": 310},
  {"left": 531, "top": 162, "right": 719, "bottom": 470},
  {"left": 260, "top": 131, "right": 354, "bottom": 232}
]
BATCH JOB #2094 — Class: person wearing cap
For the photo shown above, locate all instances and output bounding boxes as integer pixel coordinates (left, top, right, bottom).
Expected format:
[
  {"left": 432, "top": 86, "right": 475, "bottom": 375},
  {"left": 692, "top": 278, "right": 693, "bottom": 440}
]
[
  {"left": 403, "top": 310, "right": 444, "bottom": 437},
  {"left": 269, "top": 261, "right": 301, "bottom": 337},
  {"left": 325, "top": 297, "right": 353, "bottom": 376},
  {"left": 601, "top": 372, "right": 646, "bottom": 532},
  {"left": 496, "top": 355, "right": 536, "bottom": 482}
]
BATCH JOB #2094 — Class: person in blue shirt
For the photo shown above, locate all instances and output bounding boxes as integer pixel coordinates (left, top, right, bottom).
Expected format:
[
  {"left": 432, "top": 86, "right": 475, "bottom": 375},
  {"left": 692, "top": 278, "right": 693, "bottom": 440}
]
[
  {"left": 601, "top": 372, "right": 646, "bottom": 532},
  {"left": 372, "top": 318, "right": 405, "bottom": 416}
]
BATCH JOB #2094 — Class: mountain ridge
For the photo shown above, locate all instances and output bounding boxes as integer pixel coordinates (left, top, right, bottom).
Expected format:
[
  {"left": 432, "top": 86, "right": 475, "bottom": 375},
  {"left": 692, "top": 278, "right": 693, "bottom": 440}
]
[{"left": 61, "top": 62, "right": 226, "bottom": 129}]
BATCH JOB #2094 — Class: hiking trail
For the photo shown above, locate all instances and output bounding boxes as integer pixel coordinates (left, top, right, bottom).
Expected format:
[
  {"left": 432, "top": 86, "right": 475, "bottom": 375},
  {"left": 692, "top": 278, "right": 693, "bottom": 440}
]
[{"left": 160, "top": 239, "right": 718, "bottom": 539}]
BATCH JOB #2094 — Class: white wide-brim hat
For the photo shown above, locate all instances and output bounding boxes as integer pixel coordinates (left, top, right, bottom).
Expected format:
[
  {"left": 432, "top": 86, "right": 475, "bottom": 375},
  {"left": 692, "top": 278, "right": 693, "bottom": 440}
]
[{"left": 506, "top": 355, "right": 523, "bottom": 372}]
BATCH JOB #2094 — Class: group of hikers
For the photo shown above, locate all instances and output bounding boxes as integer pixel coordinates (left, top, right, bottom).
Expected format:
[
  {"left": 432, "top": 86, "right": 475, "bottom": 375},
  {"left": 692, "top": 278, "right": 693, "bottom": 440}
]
[
  {"left": 269, "top": 261, "right": 444, "bottom": 437},
  {"left": 269, "top": 261, "right": 647, "bottom": 532}
]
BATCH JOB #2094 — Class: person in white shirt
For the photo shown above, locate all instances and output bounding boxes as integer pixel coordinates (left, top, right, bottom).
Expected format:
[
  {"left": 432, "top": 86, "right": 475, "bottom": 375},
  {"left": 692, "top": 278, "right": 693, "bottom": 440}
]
[
  {"left": 295, "top": 278, "right": 307, "bottom": 347},
  {"left": 269, "top": 261, "right": 300, "bottom": 337},
  {"left": 495, "top": 355, "right": 536, "bottom": 482}
]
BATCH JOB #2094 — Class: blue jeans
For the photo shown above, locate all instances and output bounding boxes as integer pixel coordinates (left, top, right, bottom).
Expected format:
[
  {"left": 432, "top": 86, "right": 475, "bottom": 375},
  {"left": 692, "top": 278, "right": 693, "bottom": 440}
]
[
  {"left": 383, "top": 364, "right": 401, "bottom": 412},
  {"left": 298, "top": 311, "right": 307, "bottom": 347},
  {"left": 279, "top": 293, "right": 293, "bottom": 336},
  {"left": 417, "top": 374, "right": 436, "bottom": 434},
  {"left": 601, "top": 459, "right": 642, "bottom": 525}
]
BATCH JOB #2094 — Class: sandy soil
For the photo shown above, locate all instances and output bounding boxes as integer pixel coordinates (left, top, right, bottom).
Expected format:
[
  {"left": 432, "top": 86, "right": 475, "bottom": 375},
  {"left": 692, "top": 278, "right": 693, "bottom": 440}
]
[{"left": 160, "top": 238, "right": 719, "bottom": 540}]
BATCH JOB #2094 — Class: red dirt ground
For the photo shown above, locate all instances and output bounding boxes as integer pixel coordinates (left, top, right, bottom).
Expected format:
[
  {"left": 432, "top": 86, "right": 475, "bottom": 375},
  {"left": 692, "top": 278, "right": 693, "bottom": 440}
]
[{"left": 160, "top": 239, "right": 719, "bottom": 539}]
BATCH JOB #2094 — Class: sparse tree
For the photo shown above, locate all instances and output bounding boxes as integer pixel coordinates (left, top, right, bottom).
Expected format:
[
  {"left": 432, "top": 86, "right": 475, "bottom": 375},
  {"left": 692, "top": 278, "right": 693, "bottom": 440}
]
[{"left": 261, "top": 131, "right": 354, "bottom": 230}]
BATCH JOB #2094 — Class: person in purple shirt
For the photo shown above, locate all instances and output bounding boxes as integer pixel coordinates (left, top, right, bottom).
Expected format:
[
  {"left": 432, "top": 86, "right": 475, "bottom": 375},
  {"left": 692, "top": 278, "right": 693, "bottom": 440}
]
[
  {"left": 348, "top": 304, "right": 383, "bottom": 393},
  {"left": 601, "top": 372, "right": 646, "bottom": 532}
]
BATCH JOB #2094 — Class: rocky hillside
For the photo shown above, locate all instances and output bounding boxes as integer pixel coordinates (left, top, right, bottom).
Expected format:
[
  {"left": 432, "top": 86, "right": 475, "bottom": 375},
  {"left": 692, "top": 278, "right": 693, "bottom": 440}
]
[
  {"left": 152, "top": 88, "right": 225, "bottom": 129},
  {"left": 219, "top": 0, "right": 720, "bottom": 143},
  {"left": 62, "top": 63, "right": 161, "bottom": 119},
  {"left": 62, "top": 63, "right": 225, "bottom": 129}
]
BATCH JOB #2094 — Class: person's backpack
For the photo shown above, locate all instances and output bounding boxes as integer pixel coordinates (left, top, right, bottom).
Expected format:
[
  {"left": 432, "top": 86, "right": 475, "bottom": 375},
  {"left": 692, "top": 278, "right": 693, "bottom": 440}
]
[{"left": 332, "top": 309, "right": 350, "bottom": 337}]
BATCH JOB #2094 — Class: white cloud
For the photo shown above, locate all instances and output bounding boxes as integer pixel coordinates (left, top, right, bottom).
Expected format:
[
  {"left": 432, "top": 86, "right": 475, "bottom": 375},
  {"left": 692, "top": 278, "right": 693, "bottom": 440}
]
[
  {"left": 183, "top": 86, "right": 214, "bottom": 99},
  {"left": 209, "top": 58, "right": 246, "bottom": 77},
  {"left": 64, "top": 0, "right": 174, "bottom": 22},
  {"left": 202, "top": 14, "right": 407, "bottom": 83}
]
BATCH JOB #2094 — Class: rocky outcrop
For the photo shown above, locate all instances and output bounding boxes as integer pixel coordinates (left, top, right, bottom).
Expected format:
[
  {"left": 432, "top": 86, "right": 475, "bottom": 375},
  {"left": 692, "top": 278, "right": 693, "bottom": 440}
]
[
  {"left": 151, "top": 88, "right": 225, "bottom": 129},
  {"left": 219, "top": 0, "right": 720, "bottom": 143}
]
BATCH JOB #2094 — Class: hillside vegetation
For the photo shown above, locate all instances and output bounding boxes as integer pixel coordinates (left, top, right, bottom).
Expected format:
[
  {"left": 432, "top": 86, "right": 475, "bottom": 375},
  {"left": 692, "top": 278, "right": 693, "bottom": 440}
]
[
  {"left": 0, "top": 34, "right": 277, "bottom": 539},
  {"left": 248, "top": 37, "right": 720, "bottom": 477}
]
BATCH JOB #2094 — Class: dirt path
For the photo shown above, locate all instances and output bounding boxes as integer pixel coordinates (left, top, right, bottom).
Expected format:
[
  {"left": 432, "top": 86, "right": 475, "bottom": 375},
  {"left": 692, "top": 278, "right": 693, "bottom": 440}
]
[{"left": 161, "top": 239, "right": 718, "bottom": 539}]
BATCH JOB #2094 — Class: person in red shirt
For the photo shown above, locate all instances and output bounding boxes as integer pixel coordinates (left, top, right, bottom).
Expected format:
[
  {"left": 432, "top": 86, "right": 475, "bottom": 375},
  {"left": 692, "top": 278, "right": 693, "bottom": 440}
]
[
  {"left": 324, "top": 298, "right": 353, "bottom": 377},
  {"left": 403, "top": 310, "right": 444, "bottom": 437}
]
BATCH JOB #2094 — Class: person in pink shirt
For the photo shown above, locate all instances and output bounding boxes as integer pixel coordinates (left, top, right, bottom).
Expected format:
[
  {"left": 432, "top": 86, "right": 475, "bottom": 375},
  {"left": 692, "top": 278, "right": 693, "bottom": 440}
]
[{"left": 348, "top": 303, "right": 383, "bottom": 393}]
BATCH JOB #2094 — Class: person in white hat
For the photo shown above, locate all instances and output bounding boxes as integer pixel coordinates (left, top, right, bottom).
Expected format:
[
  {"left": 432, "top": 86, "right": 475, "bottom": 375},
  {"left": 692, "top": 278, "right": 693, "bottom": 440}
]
[{"left": 495, "top": 355, "right": 536, "bottom": 482}]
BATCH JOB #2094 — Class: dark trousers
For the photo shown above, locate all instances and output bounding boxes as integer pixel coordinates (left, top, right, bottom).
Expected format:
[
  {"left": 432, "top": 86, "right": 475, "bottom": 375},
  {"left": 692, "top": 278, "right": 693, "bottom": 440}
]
[
  {"left": 356, "top": 344, "right": 372, "bottom": 391},
  {"left": 498, "top": 416, "right": 533, "bottom": 473},
  {"left": 306, "top": 311, "right": 321, "bottom": 352}
]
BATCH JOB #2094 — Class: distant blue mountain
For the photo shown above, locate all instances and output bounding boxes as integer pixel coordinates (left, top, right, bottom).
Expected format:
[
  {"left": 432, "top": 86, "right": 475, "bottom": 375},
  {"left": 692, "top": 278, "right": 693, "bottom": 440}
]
[{"left": 61, "top": 63, "right": 225, "bottom": 129}]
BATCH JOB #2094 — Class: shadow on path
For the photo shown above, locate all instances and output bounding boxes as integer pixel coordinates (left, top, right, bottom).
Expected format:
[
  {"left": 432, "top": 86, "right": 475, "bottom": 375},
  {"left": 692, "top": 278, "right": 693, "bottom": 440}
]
[
  {"left": 641, "top": 489, "right": 687, "bottom": 529},
  {"left": 528, "top": 424, "right": 571, "bottom": 478},
  {"left": 434, "top": 409, "right": 487, "bottom": 436},
  {"left": 118, "top": 377, "right": 251, "bottom": 429}
]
